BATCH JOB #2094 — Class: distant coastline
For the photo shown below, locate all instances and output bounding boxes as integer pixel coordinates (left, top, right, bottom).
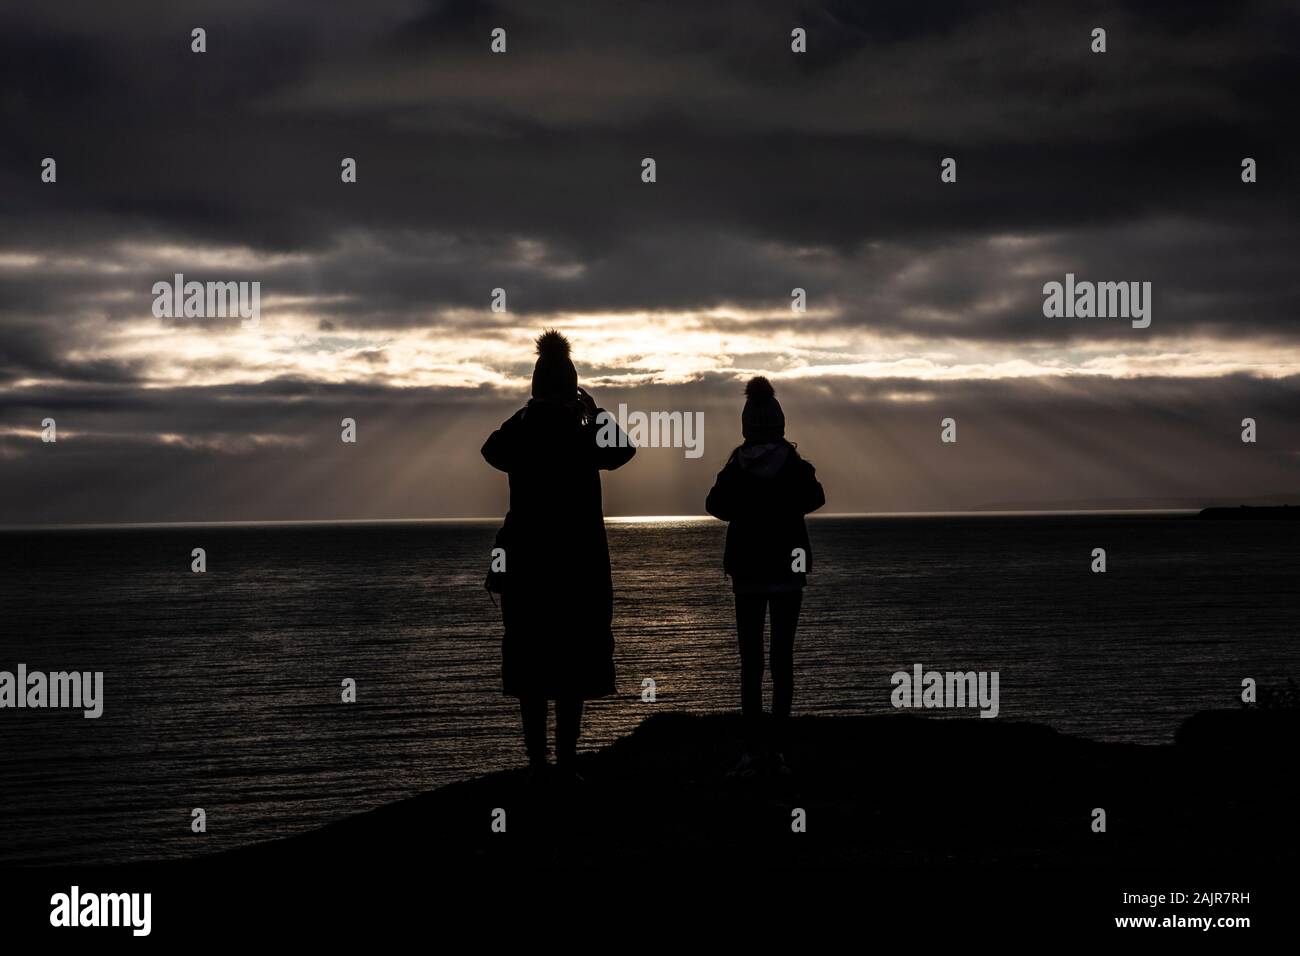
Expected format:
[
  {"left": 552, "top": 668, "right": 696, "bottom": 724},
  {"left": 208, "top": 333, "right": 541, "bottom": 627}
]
[{"left": 1197, "top": 505, "right": 1298, "bottom": 520}]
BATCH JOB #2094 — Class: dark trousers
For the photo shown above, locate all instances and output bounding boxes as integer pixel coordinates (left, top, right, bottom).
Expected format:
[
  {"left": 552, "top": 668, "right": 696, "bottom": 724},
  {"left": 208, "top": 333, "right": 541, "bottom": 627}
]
[
  {"left": 520, "top": 696, "right": 584, "bottom": 767},
  {"left": 735, "top": 590, "right": 803, "bottom": 751}
]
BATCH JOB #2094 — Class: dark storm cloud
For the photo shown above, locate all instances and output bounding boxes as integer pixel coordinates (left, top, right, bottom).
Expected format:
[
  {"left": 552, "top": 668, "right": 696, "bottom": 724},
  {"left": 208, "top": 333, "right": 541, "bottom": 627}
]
[
  {"left": 2, "top": 0, "right": 1298, "bottom": 520},
  {"left": 2, "top": 9, "right": 1296, "bottom": 366},
  {"left": 3, "top": 0, "right": 1298, "bottom": 262},
  {"left": 4, "top": 217, "right": 1295, "bottom": 349},
  {"left": 0, "top": 318, "right": 148, "bottom": 386}
]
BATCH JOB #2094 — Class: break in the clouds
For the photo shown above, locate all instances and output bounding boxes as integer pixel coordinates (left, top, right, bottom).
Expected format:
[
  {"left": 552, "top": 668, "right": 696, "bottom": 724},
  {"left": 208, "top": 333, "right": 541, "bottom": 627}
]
[{"left": 1, "top": 0, "right": 1298, "bottom": 520}]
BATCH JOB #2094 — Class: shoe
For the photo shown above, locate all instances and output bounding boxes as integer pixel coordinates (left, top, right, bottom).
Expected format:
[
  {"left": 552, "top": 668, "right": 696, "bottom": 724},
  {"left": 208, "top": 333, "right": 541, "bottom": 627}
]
[
  {"left": 726, "top": 752, "right": 762, "bottom": 780},
  {"left": 526, "top": 761, "right": 550, "bottom": 785},
  {"left": 769, "top": 751, "right": 793, "bottom": 777}
]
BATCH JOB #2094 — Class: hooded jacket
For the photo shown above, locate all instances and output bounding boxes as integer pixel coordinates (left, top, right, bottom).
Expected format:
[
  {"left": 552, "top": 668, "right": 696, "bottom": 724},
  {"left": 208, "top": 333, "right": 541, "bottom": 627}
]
[{"left": 705, "top": 440, "right": 826, "bottom": 589}]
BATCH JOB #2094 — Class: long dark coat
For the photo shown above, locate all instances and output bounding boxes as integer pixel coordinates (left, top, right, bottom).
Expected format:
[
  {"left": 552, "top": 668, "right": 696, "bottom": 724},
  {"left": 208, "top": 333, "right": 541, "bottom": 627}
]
[
  {"left": 482, "top": 400, "right": 635, "bottom": 699},
  {"left": 705, "top": 441, "right": 826, "bottom": 588}
]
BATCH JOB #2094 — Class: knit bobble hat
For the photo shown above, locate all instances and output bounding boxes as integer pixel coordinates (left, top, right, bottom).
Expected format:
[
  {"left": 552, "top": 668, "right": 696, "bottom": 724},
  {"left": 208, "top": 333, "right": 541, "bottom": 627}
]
[
  {"left": 741, "top": 376, "right": 785, "bottom": 442},
  {"left": 531, "top": 329, "right": 578, "bottom": 401}
]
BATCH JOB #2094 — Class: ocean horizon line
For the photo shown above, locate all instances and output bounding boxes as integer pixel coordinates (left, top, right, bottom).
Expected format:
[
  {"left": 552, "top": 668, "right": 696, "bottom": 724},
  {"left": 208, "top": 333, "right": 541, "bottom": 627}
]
[{"left": 0, "top": 508, "right": 1202, "bottom": 533}]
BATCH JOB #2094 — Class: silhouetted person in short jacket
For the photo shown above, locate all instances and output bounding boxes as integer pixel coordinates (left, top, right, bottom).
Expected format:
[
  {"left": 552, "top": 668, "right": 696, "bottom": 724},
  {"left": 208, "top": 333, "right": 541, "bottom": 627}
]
[
  {"left": 706, "top": 376, "right": 825, "bottom": 776},
  {"left": 482, "top": 330, "right": 635, "bottom": 780}
]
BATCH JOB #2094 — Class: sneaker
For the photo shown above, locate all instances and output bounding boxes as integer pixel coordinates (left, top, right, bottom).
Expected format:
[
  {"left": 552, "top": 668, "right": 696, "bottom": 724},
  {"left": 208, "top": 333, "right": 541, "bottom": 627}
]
[{"left": 726, "top": 752, "right": 762, "bottom": 780}]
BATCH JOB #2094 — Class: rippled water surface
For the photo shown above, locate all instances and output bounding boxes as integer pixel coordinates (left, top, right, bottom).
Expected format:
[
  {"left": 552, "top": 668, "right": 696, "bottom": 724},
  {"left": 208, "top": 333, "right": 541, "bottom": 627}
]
[{"left": 1, "top": 514, "right": 1295, "bottom": 863}]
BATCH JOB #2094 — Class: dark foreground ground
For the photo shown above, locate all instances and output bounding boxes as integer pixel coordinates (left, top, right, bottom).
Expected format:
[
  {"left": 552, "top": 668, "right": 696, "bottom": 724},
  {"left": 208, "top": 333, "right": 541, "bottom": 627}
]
[
  {"left": 6, "top": 709, "right": 1294, "bottom": 942},
  {"left": 215, "top": 709, "right": 1299, "bottom": 870}
]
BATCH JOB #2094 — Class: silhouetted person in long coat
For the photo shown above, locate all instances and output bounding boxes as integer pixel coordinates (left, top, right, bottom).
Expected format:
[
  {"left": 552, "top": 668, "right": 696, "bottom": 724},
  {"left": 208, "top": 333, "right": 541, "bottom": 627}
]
[
  {"left": 482, "top": 330, "right": 635, "bottom": 779},
  {"left": 706, "top": 376, "right": 825, "bottom": 777}
]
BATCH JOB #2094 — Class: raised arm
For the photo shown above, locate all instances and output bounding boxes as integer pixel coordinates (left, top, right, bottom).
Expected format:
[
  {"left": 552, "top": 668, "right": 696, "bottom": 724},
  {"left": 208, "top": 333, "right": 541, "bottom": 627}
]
[
  {"left": 588, "top": 408, "right": 636, "bottom": 471},
  {"left": 481, "top": 410, "right": 524, "bottom": 472}
]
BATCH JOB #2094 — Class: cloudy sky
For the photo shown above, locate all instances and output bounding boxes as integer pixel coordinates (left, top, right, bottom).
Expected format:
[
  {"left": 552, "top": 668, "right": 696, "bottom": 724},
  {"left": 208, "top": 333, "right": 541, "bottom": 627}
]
[{"left": 2, "top": 0, "right": 1298, "bottom": 523}]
